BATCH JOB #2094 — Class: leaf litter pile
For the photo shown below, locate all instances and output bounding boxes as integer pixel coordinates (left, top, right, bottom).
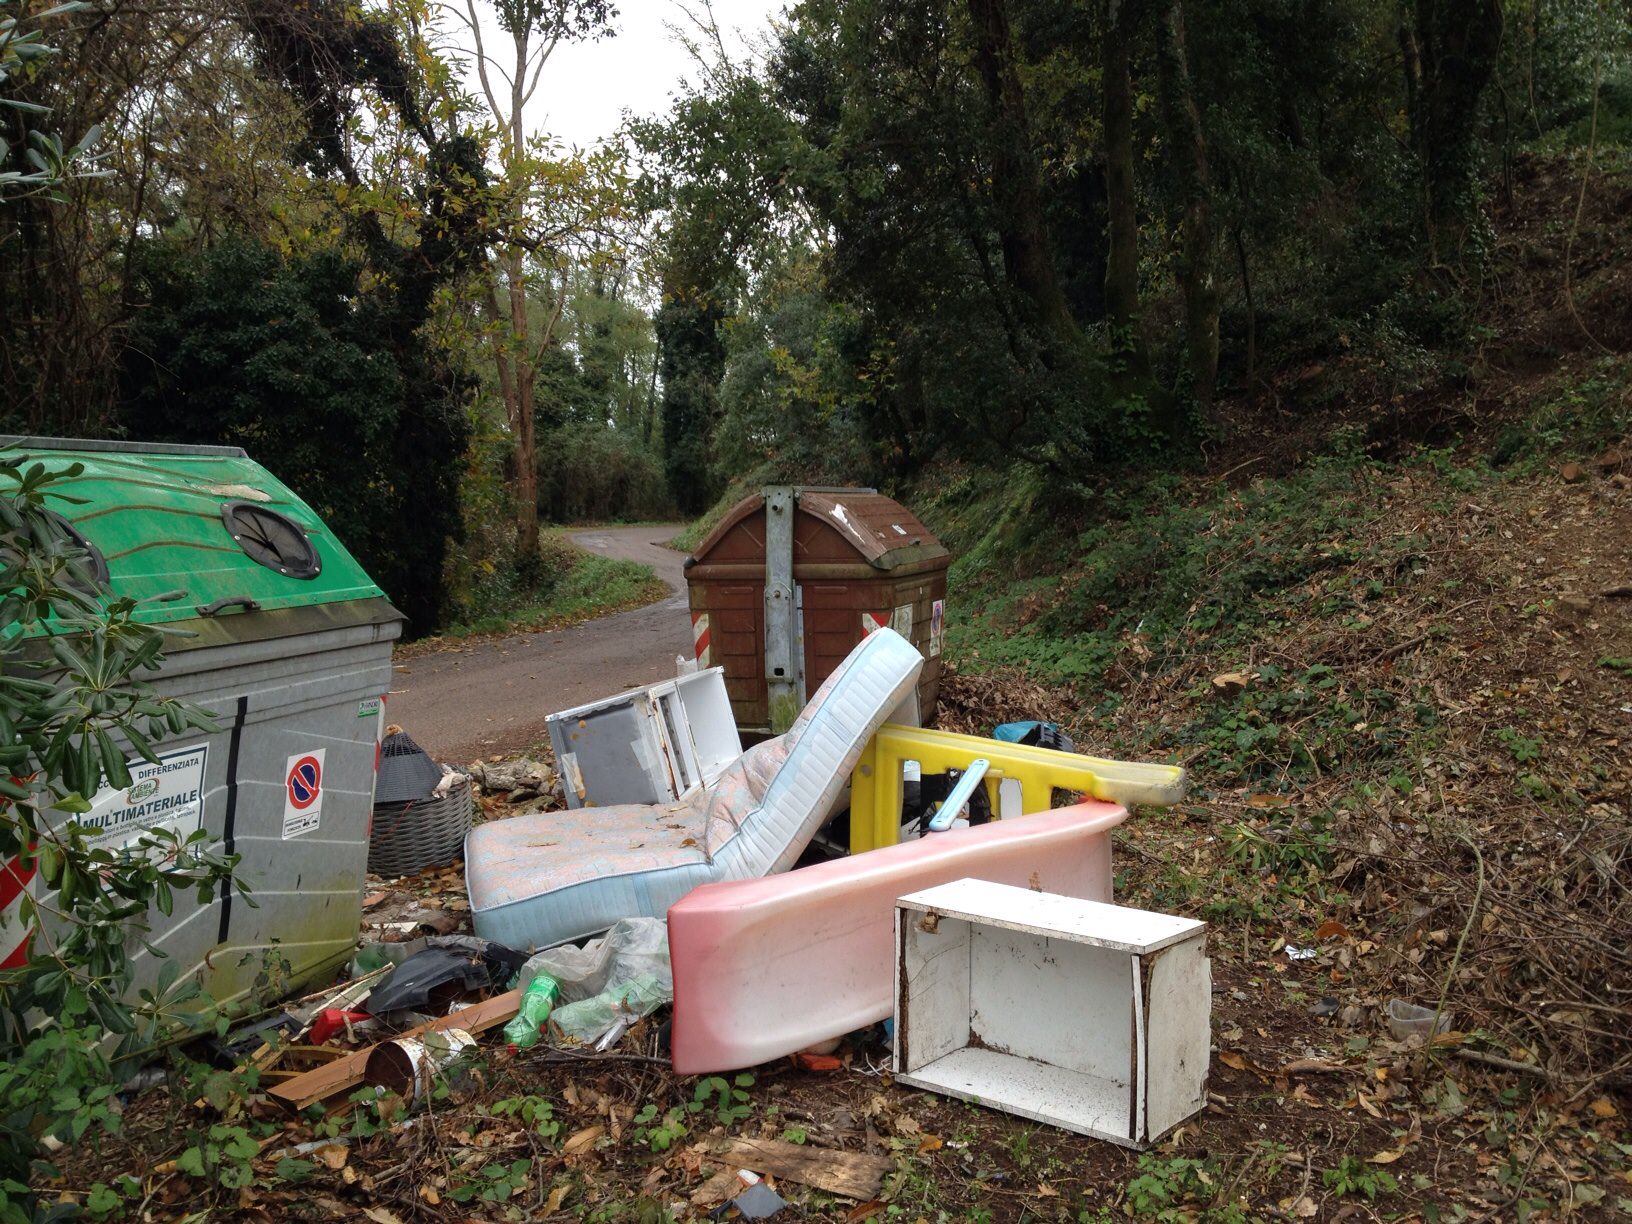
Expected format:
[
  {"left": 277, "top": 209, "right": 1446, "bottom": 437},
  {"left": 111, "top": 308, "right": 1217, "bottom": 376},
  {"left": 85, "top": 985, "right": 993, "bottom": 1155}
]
[
  {"left": 943, "top": 447, "right": 1632, "bottom": 1216},
  {"left": 39, "top": 457, "right": 1632, "bottom": 1221}
]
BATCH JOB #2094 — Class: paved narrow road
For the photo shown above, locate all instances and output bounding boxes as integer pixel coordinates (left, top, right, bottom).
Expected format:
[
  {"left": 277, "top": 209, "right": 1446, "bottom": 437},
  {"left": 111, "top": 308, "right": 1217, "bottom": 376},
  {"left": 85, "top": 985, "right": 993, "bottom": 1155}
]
[{"left": 388, "top": 525, "right": 692, "bottom": 763}]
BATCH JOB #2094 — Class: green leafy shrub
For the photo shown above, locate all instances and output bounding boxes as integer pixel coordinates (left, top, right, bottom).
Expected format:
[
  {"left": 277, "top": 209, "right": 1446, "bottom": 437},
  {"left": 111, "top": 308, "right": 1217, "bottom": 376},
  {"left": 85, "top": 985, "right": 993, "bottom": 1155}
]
[
  {"left": 633, "top": 1103, "right": 688, "bottom": 1151},
  {"left": 1322, "top": 1154, "right": 1399, "bottom": 1200},
  {"left": 687, "top": 1073, "right": 754, "bottom": 1125},
  {"left": 442, "top": 530, "right": 667, "bottom": 637},
  {"left": 491, "top": 1093, "right": 562, "bottom": 1140},
  {"left": 0, "top": 453, "right": 241, "bottom": 1219}
]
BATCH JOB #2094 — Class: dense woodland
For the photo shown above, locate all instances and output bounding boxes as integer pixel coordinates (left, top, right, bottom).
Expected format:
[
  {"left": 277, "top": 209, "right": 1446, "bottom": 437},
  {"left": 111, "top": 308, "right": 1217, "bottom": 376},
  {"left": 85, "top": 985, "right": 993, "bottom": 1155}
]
[{"left": 4, "top": 0, "right": 1624, "bottom": 633}]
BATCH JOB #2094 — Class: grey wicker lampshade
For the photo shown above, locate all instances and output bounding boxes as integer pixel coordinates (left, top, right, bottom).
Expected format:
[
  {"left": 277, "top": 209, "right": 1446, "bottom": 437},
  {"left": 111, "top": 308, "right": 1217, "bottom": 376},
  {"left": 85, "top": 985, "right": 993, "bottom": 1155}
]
[
  {"left": 368, "top": 780, "right": 474, "bottom": 877},
  {"left": 376, "top": 730, "right": 444, "bottom": 804}
]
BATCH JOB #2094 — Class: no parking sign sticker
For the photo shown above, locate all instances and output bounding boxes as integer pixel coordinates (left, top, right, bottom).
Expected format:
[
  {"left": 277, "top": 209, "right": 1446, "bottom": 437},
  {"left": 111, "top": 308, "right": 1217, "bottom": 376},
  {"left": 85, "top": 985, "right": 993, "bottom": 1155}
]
[{"left": 282, "top": 748, "right": 325, "bottom": 840}]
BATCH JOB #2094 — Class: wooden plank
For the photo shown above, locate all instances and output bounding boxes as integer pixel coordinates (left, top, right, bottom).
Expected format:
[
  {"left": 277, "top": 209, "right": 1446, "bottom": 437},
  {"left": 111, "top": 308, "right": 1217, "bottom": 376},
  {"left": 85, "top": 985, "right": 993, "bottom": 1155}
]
[
  {"left": 267, "top": 989, "right": 519, "bottom": 1113},
  {"left": 710, "top": 1138, "right": 892, "bottom": 1201},
  {"left": 897, "top": 878, "right": 1204, "bottom": 953}
]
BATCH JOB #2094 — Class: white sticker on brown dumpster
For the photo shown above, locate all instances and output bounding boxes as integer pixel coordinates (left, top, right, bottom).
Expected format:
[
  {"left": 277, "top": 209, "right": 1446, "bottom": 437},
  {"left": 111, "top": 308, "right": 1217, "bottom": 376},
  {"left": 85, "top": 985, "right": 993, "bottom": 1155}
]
[
  {"left": 282, "top": 748, "right": 325, "bottom": 839},
  {"left": 930, "top": 599, "right": 946, "bottom": 657},
  {"left": 891, "top": 603, "right": 914, "bottom": 637}
]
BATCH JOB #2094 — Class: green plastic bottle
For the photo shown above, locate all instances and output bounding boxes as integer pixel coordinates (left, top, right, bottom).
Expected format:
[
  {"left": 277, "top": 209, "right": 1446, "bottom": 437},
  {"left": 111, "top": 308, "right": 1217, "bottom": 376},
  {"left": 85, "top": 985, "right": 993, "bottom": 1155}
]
[{"left": 502, "top": 973, "right": 561, "bottom": 1050}]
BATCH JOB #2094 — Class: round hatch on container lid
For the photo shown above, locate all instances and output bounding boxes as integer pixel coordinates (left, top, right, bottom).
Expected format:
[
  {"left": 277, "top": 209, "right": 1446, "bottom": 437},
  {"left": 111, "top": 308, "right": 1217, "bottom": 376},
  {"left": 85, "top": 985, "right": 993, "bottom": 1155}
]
[{"left": 220, "top": 501, "right": 321, "bottom": 579}]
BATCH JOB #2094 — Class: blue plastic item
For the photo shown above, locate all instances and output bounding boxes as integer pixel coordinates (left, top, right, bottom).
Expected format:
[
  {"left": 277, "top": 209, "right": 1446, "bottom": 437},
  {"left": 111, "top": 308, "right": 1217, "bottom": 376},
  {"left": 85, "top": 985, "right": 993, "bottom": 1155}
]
[
  {"left": 993, "top": 721, "right": 1045, "bottom": 743},
  {"left": 993, "top": 721, "right": 1075, "bottom": 752}
]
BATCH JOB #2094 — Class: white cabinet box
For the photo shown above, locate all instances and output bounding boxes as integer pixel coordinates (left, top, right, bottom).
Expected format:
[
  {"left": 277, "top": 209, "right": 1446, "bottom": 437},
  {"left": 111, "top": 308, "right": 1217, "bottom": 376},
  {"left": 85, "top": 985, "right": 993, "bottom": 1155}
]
[
  {"left": 546, "top": 667, "right": 741, "bottom": 809},
  {"left": 893, "top": 878, "right": 1210, "bottom": 1149}
]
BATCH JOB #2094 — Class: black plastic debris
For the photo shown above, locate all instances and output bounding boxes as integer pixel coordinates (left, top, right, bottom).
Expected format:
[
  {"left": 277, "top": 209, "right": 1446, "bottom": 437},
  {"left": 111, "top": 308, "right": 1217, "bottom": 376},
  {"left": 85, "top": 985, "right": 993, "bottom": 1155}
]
[{"left": 367, "top": 945, "right": 508, "bottom": 1015}]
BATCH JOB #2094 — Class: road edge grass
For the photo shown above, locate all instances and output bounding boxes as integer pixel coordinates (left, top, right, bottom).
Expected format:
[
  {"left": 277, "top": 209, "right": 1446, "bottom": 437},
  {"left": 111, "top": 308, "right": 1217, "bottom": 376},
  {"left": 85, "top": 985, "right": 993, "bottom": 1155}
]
[{"left": 407, "top": 535, "right": 671, "bottom": 653}]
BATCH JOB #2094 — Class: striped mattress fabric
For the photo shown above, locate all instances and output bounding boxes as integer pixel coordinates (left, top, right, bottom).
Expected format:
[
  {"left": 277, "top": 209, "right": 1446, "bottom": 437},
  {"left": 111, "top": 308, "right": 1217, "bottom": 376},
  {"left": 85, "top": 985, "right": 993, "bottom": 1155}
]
[{"left": 465, "top": 628, "right": 924, "bottom": 951}]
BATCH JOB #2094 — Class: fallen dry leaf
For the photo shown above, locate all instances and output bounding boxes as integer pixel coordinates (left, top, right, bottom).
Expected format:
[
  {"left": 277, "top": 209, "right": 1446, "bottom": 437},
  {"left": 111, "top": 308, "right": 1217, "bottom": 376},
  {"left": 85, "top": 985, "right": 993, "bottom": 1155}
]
[
  {"left": 564, "top": 1125, "right": 605, "bottom": 1155},
  {"left": 544, "top": 1184, "right": 570, "bottom": 1212},
  {"left": 894, "top": 1115, "right": 921, "bottom": 1135},
  {"left": 1315, "top": 919, "right": 1350, "bottom": 941},
  {"left": 418, "top": 1185, "right": 441, "bottom": 1206},
  {"left": 1279, "top": 1058, "right": 1353, "bottom": 1075},
  {"left": 1368, "top": 1148, "right": 1405, "bottom": 1164},
  {"left": 1589, "top": 1097, "right": 1618, "bottom": 1119},
  {"left": 362, "top": 1209, "right": 403, "bottom": 1224},
  {"left": 845, "top": 1202, "right": 886, "bottom": 1222},
  {"left": 917, "top": 1135, "right": 943, "bottom": 1154}
]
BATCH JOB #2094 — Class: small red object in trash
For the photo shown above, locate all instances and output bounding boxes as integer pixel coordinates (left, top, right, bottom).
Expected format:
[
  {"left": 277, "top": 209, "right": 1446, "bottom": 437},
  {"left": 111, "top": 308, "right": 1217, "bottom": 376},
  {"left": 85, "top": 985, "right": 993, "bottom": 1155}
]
[
  {"left": 790, "top": 1051, "right": 844, "bottom": 1072},
  {"left": 310, "top": 1008, "right": 372, "bottom": 1045}
]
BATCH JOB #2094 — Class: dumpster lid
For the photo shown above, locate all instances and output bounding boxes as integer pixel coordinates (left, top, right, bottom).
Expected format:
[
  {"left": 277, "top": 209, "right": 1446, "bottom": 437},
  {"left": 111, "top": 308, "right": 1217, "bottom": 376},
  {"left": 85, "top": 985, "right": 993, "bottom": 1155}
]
[
  {"left": 3, "top": 436, "right": 395, "bottom": 631},
  {"left": 690, "top": 487, "right": 949, "bottom": 572}
]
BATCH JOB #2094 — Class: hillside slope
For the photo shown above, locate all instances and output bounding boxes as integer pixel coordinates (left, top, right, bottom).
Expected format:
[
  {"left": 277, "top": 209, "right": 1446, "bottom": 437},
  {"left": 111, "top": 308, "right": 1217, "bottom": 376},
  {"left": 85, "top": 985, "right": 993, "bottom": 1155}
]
[{"left": 899, "top": 148, "right": 1632, "bottom": 1216}]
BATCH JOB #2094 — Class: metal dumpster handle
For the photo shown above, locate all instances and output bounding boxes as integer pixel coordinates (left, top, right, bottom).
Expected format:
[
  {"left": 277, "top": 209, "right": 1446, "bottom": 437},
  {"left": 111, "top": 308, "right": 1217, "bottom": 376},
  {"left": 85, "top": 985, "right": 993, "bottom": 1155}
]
[{"left": 196, "top": 595, "right": 262, "bottom": 617}]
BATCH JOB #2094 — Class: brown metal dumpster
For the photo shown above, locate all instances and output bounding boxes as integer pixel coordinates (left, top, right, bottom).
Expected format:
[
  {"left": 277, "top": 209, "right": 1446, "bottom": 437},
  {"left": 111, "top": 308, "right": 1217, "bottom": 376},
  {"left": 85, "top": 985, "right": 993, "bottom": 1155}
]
[{"left": 685, "top": 486, "right": 951, "bottom": 734}]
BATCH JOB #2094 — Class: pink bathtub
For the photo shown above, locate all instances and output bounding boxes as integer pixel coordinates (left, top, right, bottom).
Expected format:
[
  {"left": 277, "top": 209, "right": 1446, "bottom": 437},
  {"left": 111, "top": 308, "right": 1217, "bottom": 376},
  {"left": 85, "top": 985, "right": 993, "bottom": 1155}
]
[{"left": 668, "top": 801, "right": 1128, "bottom": 1074}]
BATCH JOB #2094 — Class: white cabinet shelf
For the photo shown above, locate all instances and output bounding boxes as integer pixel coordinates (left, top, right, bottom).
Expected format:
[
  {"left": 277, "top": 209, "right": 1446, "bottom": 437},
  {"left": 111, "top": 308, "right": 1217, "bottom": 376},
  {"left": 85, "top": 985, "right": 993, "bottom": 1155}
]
[{"left": 893, "top": 878, "right": 1211, "bottom": 1149}]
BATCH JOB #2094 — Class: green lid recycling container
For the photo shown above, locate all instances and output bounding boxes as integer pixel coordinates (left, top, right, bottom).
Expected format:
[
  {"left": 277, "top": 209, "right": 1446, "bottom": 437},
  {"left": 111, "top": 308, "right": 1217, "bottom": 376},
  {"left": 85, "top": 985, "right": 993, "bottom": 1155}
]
[{"left": 3, "top": 437, "right": 402, "bottom": 1010}]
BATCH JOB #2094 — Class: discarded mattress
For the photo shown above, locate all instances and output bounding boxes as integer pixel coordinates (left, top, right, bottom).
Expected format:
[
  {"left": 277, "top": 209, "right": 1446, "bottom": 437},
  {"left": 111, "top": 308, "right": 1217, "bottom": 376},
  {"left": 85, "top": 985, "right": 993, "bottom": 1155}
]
[
  {"left": 465, "top": 627, "right": 924, "bottom": 951},
  {"left": 668, "top": 800, "right": 1129, "bottom": 1074}
]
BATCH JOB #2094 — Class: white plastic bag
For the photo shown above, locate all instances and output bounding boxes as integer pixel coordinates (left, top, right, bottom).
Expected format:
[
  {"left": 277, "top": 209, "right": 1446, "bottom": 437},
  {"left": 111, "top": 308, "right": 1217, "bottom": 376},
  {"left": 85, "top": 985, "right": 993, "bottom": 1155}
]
[
  {"left": 515, "top": 917, "right": 671, "bottom": 1005},
  {"left": 552, "top": 974, "right": 670, "bottom": 1046}
]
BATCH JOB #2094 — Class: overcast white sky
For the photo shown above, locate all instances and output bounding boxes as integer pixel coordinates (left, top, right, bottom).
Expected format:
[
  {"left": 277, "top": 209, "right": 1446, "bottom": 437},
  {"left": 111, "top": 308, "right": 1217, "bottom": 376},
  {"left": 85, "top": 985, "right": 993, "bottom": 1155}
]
[{"left": 447, "top": 1, "right": 785, "bottom": 150}]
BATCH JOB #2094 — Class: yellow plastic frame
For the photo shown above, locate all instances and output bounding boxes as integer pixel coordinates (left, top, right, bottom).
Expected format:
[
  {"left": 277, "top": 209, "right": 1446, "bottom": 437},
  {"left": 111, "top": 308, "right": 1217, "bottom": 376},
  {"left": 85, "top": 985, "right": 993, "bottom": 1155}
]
[{"left": 848, "top": 724, "right": 1187, "bottom": 854}]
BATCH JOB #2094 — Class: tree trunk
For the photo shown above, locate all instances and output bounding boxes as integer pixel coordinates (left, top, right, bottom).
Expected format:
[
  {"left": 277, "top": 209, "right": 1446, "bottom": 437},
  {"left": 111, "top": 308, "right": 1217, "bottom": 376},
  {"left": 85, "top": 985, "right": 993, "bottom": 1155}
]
[
  {"left": 504, "top": 246, "right": 540, "bottom": 562},
  {"left": 1410, "top": 0, "right": 1504, "bottom": 259},
  {"left": 642, "top": 353, "right": 659, "bottom": 447},
  {"left": 1156, "top": 0, "right": 1219, "bottom": 409},
  {"left": 1102, "top": 0, "right": 1147, "bottom": 375},
  {"left": 1233, "top": 225, "right": 1256, "bottom": 381},
  {"left": 504, "top": 23, "right": 540, "bottom": 563},
  {"left": 965, "top": 0, "right": 1077, "bottom": 347},
  {"left": 484, "top": 280, "right": 519, "bottom": 433}
]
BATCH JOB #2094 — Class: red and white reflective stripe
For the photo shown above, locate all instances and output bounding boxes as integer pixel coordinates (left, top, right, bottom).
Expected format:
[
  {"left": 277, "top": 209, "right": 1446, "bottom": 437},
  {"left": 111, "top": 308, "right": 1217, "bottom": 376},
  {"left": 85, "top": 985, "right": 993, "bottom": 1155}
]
[
  {"left": 691, "top": 612, "right": 712, "bottom": 666},
  {"left": 860, "top": 611, "right": 890, "bottom": 637},
  {"left": 373, "top": 691, "right": 388, "bottom": 774},
  {"left": 0, "top": 852, "right": 37, "bottom": 971}
]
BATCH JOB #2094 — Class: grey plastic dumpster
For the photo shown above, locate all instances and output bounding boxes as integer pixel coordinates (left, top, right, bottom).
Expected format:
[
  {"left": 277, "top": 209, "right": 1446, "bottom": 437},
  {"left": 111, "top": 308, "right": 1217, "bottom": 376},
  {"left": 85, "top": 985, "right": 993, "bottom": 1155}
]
[{"left": 6, "top": 437, "right": 401, "bottom": 1010}]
